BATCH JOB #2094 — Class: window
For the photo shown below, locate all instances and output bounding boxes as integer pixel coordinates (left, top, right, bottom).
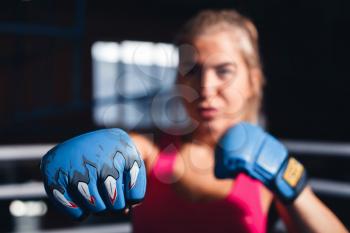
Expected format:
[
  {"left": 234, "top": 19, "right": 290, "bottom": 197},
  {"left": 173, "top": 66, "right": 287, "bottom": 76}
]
[{"left": 92, "top": 41, "right": 189, "bottom": 132}]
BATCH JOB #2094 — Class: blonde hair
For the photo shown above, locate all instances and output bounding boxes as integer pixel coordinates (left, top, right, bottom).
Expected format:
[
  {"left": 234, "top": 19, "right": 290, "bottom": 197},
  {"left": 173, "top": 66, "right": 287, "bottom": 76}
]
[{"left": 175, "top": 9, "right": 265, "bottom": 122}]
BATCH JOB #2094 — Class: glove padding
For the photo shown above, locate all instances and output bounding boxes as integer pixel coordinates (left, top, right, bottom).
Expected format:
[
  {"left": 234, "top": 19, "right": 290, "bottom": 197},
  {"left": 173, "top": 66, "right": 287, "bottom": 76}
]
[
  {"left": 215, "top": 122, "right": 307, "bottom": 203},
  {"left": 40, "top": 128, "right": 146, "bottom": 220}
]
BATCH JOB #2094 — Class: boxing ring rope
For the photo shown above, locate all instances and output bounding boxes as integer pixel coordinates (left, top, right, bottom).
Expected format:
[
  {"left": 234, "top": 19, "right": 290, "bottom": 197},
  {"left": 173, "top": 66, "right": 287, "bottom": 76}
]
[
  {"left": 21, "top": 223, "right": 131, "bottom": 233},
  {"left": 2, "top": 140, "right": 350, "bottom": 161},
  {"left": 0, "top": 178, "right": 349, "bottom": 201},
  {"left": 0, "top": 141, "right": 349, "bottom": 200},
  {"left": 0, "top": 144, "right": 54, "bottom": 161},
  {"left": 284, "top": 140, "right": 350, "bottom": 158}
]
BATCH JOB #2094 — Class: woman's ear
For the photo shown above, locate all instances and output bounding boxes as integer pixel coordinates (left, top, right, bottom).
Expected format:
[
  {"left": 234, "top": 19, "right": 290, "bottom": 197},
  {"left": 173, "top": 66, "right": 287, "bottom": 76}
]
[{"left": 249, "top": 68, "right": 263, "bottom": 97}]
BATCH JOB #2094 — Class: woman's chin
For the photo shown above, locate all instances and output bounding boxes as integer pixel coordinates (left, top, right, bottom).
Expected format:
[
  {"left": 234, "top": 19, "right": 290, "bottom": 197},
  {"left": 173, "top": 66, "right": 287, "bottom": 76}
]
[
  {"left": 198, "top": 117, "right": 241, "bottom": 134},
  {"left": 198, "top": 118, "right": 224, "bottom": 133}
]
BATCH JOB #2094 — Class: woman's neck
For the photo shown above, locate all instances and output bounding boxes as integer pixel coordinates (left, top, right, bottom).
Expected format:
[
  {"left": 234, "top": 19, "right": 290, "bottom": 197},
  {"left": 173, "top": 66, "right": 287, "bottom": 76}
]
[
  {"left": 183, "top": 123, "right": 224, "bottom": 148},
  {"left": 182, "top": 115, "right": 259, "bottom": 148}
]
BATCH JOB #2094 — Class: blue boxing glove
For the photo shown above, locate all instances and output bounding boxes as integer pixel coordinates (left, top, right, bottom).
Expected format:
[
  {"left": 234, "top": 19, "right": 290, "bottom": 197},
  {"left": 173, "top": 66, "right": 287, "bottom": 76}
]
[
  {"left": 215, "top": 122, "right": 307, "bottom": 203},
  {"left": 40, "top": 128, "right": 146, "bottom": 220}
]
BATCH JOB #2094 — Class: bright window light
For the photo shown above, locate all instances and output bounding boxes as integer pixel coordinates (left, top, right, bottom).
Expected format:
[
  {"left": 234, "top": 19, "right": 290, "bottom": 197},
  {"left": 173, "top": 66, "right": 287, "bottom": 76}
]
[{"left": 92, "top": 40, "right": 188, "bottom": 130}]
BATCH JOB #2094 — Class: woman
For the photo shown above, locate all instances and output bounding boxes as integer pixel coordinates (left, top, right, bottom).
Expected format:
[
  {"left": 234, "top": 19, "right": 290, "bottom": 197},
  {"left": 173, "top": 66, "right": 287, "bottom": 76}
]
[
  {"left": 131, "top": 10, "right": 348, "bottom": 233},
  {"left": 41, "top": 9, "right": 348, "bottom": 233}
]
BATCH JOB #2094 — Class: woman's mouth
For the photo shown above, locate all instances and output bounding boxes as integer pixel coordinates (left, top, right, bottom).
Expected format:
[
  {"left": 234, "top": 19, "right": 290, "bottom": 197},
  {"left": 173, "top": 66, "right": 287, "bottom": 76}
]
[{"left": 197, "top": 107, "right": 218, "bottom": 119}]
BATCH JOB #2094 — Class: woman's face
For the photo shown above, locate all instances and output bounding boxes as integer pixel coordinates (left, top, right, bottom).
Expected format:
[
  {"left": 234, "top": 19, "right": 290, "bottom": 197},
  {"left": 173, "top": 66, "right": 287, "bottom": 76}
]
[{"left": 178, "top": 30, "right": 258, "bottom": 136}]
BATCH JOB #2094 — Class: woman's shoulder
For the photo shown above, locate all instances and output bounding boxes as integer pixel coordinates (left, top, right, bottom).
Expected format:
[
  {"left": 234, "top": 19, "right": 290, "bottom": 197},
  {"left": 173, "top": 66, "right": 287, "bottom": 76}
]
[{"left": 129, "top": 130, "right": 180, "bottom": 172}]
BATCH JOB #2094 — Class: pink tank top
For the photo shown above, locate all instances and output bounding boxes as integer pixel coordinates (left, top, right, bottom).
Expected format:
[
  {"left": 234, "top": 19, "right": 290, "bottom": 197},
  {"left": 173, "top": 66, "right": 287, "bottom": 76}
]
[{"left": 132, "top": 135, "right": 267, "bottom": 233}]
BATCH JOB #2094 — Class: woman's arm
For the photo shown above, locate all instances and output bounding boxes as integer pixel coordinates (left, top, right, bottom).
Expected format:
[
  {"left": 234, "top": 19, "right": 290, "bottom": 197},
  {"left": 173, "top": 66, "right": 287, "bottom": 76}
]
[
  {"left": 276, "top": 185, "right": 348, "bottom": 233},
  {"left": 213, "top": 123, "right": 348, "bottom": 233},
  {"left": 129, "top": 132, "right": 160, "bottom": 173}
]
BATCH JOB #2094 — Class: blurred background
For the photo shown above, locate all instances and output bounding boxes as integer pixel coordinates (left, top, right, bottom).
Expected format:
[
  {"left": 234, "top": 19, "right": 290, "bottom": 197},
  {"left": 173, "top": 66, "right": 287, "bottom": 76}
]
[{"left": 0, "top": 0, "right": 349, "bottom": 232}]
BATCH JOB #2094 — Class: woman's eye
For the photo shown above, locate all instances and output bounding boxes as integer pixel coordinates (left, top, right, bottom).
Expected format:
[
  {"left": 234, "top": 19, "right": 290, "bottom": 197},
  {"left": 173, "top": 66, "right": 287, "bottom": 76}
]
[{"left": 216, "top": 68, "right": 233, "bottom": 77}]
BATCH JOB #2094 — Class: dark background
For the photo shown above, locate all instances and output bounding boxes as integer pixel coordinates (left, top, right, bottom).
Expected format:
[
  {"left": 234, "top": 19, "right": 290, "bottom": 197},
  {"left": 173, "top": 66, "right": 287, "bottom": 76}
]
[
  {"left": 0, "top": 0, "right": 349, "bottom": 232},
  {"left": 1, "top": 0, "right": 350, "bottom": 143}
]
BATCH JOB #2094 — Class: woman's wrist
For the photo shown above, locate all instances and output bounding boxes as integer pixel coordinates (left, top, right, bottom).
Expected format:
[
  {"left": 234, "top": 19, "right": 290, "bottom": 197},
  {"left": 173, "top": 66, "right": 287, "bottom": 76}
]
[{"left": 283, "top": 185, "right": 348, "bottom": 233}]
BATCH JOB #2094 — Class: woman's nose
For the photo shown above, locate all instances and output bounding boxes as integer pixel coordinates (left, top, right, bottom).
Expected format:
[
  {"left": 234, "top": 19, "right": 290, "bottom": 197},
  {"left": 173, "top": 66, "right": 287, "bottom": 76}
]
[{"left": 200, "top": 70, "right": 219, "bottom": 98}]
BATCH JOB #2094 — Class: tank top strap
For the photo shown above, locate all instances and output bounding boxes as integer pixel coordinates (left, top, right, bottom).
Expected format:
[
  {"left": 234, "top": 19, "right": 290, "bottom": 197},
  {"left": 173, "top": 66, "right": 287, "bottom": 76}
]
[{"left": 159, "top": 134, "right": 180, "bottom": 154}]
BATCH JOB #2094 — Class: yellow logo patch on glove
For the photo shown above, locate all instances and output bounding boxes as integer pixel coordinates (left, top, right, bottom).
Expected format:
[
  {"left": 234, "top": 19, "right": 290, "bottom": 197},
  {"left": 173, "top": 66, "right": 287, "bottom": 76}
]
[{"left": 283, "top": 157, "right": 304, "bottom": 187}]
